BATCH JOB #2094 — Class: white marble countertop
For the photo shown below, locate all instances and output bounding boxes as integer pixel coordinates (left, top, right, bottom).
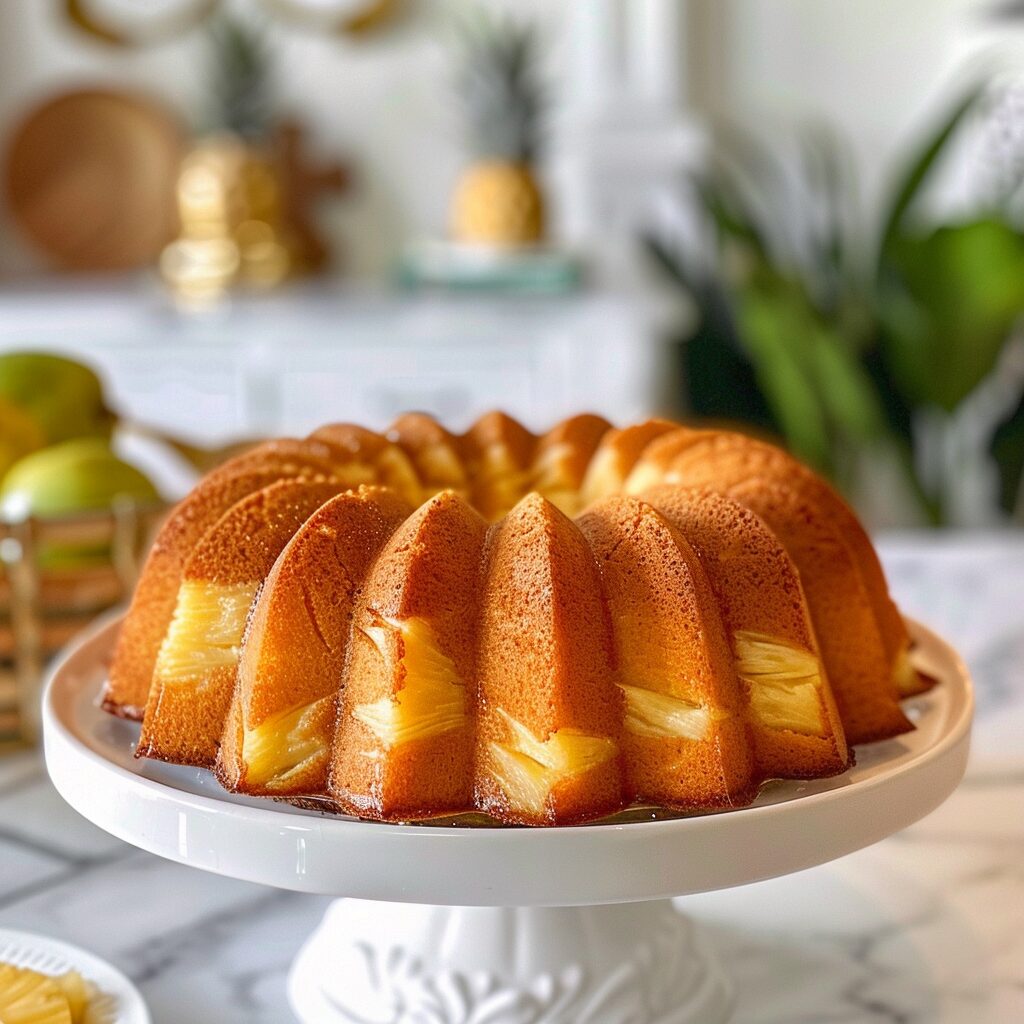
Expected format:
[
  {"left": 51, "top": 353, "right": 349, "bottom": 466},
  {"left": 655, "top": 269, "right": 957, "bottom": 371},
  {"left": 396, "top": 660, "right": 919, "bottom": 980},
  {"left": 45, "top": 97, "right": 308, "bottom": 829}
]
[{"left": 1, "top": 532, "right": 1022, "bottom": 1023}]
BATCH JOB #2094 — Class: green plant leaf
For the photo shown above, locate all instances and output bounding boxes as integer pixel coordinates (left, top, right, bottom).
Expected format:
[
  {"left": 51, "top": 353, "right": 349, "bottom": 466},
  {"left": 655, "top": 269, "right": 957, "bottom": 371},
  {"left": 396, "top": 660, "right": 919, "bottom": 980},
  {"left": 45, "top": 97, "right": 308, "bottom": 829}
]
[
  {"left": 879, "top": 219, "right": 1024, "bottom": 410},
  {"left": 643, "top": 234, "right": 700, "bottom": 292},
  {"left": 990, "top": 387, "right": 1024, "bottom": 517},
  {"left": 861, "top": 343, "right": 915, "bottom": 444},
  {"left": 810, "top": 325, "right": 889, "bottom": 442},
  {"left": 735, "top": 278, "right": 832, "bottom": 470},
  {"left": 695, "top": 172, "right": 770, "bottom": 266},
  {"left": 683, "top": 320, "right": 777, "bottom": 431},
  {"left": 643, "top": 234, "right": 778, "bottom": 430},
  {"left": 878, "top": 84, "right": 985, "bottom": 258},
  {"left": 798, "top": 124, "right": 848, "bottom": 280}
]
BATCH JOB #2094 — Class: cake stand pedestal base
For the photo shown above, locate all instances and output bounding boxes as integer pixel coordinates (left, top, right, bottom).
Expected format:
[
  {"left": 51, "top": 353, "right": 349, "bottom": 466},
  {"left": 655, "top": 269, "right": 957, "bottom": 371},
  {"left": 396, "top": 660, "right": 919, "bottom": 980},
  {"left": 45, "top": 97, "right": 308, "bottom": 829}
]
[{"left": 287, "top": 898, "right": 733, "bottom": 1024}]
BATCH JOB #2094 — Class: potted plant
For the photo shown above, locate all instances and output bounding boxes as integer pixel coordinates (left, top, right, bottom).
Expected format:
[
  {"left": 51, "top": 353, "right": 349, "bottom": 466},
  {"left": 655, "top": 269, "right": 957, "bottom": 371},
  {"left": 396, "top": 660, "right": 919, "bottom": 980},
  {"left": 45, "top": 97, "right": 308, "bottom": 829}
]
[{"left": 646, "top": 82, "right": 1024, "bottom": 525}]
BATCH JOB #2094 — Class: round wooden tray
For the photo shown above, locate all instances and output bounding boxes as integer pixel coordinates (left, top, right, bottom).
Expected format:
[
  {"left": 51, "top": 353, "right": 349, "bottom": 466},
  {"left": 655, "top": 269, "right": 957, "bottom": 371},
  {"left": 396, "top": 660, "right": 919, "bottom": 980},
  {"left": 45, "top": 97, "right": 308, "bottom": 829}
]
[{"left": 4, "top": 88, "right": 184, "bottom": 271}]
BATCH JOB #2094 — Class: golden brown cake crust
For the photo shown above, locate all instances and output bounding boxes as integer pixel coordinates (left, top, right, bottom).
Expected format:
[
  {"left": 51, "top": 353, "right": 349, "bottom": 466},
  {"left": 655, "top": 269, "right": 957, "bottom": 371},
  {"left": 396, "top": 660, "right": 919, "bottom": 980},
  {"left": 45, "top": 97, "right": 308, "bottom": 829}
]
[
  {"left": 206, "top": 438, "right": 340, "bottom": 480},
  {"left": 579, "top": 418, "right": 679, "bottom": 506},
  {"left": 113, "top": 411, "right": 919, "bottom": 825},
  {"left": 218, "top": 487, "right": 412, "bottom": 797},
  {"left": 640, "top": 485, "right": 850, "bottom": 779},
  {"left": 461, "top": 411, "right": 539, "bottom": 520},
  {"left": 330, "top": 490, "right": 488, "bottom": 818},
  {"left": 308, "top": 423, "right": 423, "bottom": 502},
  {"left": 386, "top": 413, "right": 468, "bottom": 490},
  {"left": 531, "top": 413, "right": 612, "bottom": 485},
  {"left": 578, "top": 496, "right": 754, "bottom": 810},
  {"left": 136, "top": 477, "right": 348, "bottom": 767},
  {"left": 102, "top": 460, "right": 328, "bottom": 719},
  {"left": 726, "top": 479, "right": 912, "bottom": 743},
  {"left": 649, "top": 430, "right": 911, "bottom": 663},
  {"left": 475, "top": 493, "right": 624, "bottom": 825}
]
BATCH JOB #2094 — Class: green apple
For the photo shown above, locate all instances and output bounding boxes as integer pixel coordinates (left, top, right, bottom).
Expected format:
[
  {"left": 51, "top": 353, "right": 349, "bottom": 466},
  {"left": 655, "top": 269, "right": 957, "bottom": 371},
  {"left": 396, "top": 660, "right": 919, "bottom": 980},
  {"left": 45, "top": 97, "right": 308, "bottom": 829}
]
[
  {"left": 0, "top": 351, "right": 115, "bottom": 446},
  {"left": 1, "top": 438, "right": 159, "bottom": 517},
  {"left": 1, "top": 439, "right": 161, "bottom": 568},
  {"left": 0, "top": 397, "right": 46, "bottom": 479}
]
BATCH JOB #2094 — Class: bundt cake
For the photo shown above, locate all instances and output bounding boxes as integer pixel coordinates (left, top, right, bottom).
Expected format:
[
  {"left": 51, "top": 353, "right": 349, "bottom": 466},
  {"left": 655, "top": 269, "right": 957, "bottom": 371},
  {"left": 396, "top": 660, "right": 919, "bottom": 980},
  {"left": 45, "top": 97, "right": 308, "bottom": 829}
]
[{"left": 103, "top": 412, "right": 930, "bottom": 826}]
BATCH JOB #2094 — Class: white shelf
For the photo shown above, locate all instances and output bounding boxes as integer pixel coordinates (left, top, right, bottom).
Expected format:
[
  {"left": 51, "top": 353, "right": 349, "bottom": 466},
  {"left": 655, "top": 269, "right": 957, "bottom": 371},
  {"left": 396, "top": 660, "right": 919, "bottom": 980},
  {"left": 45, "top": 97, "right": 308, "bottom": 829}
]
[{"left": 0, "top": 277, "right": 684, "bottom": 444}]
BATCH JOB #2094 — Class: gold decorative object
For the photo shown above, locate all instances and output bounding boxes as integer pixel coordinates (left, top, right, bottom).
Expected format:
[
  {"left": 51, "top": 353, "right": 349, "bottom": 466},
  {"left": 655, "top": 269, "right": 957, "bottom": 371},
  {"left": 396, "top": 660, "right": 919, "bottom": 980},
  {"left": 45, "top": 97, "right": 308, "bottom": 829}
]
[
  {"left": 159, "top": 9, "right": 351, "bottom": 301},
  {"left": 65, "top": 0, "right": 218, "bottom": 46},
  {"left": 261, "top": 0, "right": 399, "bottom": 36},
  {"left": 161, "top": 126, "right": 350, "bottom": 301},
  {"left": 160, "top": 135, "right": 291, "bottom": 302}
]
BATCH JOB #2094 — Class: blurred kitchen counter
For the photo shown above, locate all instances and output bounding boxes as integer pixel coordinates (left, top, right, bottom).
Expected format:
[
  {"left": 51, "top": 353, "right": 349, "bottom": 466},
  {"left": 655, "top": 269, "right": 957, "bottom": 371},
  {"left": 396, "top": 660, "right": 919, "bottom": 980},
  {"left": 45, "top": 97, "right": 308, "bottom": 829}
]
[
  {"left": 0, "top": 276, "right": 685, "bottom": 444},
  {"left": 0, "top": 532, "right": 1021, "bottom": 1024}
]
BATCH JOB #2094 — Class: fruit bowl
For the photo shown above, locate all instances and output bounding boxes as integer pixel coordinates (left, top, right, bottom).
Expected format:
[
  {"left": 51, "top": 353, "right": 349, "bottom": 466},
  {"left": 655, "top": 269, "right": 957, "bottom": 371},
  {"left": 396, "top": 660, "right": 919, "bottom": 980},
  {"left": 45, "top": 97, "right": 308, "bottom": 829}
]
[
  {"left": 0, "top": 928, "right": 150, "bottom": 1024},
  {"left": 42, "top": 614, "right": 972, "bottom": 1023},
  {"left": 0, "top": 502, "right": 164, "bottom": 745}
]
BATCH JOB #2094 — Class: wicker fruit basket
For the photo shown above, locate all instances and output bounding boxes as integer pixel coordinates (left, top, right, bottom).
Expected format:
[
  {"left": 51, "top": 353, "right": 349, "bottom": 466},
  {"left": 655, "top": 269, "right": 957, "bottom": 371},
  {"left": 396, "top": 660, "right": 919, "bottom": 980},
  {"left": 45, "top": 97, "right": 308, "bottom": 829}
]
[{"left": 0, "top": 500, "right": 165, "bottom": 745}]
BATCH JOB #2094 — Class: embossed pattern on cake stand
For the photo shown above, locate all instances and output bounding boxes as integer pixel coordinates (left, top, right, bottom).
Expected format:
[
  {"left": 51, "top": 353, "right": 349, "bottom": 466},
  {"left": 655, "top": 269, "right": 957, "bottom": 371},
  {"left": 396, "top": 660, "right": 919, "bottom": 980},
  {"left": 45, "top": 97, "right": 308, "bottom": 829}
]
[
  {"left": 290, "top": 900, "right": 732, "bottom": 1024},
  {"left": 42, "top": 615, "right": 972, "bottom": 1024}
]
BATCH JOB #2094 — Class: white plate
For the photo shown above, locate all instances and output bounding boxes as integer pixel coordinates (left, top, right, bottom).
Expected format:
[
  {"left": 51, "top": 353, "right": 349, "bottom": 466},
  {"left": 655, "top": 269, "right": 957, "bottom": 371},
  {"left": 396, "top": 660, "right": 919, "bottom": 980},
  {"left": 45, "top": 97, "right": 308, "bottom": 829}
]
[
  {"left": 0, "top": 928, "right": 150, "bottom": 1024},
  {"left": 42, "top": 614, "right": 972, "bottom": 907}
]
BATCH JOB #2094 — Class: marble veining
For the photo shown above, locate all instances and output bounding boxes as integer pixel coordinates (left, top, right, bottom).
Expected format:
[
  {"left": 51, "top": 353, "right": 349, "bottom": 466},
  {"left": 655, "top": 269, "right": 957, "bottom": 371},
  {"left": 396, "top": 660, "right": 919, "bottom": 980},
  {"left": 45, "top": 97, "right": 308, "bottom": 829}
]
[{"left": 0, "top": 534, "right": 1021, "bottom": 1023}]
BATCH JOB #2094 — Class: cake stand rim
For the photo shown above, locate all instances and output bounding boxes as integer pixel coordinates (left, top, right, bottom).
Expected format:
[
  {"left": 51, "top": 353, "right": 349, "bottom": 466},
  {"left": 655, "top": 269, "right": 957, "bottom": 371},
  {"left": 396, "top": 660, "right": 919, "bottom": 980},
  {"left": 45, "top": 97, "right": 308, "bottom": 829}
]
[{"left": 41, "top": 612, "right": 973, "bottom": 905}]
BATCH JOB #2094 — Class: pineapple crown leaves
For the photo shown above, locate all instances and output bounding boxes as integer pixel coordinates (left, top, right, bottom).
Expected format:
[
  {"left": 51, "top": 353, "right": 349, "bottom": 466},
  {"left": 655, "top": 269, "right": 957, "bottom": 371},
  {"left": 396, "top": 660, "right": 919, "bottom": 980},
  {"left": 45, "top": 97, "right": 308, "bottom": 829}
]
[
  {"left": 451, "top": 6, "right": 549, "bottom": 165},
  {"left": 205, "top": 12, "right": 275, "bottom": 142}
]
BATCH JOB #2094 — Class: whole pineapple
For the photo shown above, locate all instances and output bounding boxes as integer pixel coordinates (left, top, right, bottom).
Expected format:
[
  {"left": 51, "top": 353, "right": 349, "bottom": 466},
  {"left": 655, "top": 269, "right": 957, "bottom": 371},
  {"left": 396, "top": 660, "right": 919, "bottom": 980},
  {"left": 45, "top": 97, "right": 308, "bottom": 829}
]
[{"left": 450, "top": 10, "right": 547, "bottom": 247}]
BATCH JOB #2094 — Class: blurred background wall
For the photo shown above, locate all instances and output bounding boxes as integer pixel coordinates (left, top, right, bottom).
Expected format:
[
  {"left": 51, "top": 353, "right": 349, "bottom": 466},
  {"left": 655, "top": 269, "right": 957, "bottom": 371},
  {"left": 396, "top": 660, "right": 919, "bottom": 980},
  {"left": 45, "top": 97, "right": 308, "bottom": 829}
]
[
  {"left": 3, "top": 0, "right": 1020, "bottom": 278},
  {"left": 690, "top": 0, "right": 1023, "bottom": 208},
  {"left": 0, "top": 0, "right": 540, "bottom": 278}
]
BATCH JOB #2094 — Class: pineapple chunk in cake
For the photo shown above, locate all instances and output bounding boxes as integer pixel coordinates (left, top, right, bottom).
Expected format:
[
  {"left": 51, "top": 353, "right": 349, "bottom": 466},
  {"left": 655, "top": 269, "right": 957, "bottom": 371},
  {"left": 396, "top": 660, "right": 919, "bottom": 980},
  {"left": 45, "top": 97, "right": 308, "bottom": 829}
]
[
  {"left": 488, "top": 710, "right": 616, "bottom": 817},
  {"left": 242, "top": 695, "right": 335, "bottom": 790},
  {"left": 154, "top": 581, "right": 258, "bottom": 682},
  {"left": 734, "top": 631, "right": 828, "bottom": 736},
  {"left": 352, "top": 616, "right": 467, "bottom": 747},
  {"left": 619, "top": 684, "right": 724, "bottom": 741}
]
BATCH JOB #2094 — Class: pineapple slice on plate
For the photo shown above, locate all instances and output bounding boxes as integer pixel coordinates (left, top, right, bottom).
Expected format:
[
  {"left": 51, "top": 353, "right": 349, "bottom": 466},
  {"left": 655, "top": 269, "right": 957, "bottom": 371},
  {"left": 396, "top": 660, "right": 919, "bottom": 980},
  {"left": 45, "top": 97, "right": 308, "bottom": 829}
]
[{"left": 0, "top": 963, "right": 72, "bottom": 1024}]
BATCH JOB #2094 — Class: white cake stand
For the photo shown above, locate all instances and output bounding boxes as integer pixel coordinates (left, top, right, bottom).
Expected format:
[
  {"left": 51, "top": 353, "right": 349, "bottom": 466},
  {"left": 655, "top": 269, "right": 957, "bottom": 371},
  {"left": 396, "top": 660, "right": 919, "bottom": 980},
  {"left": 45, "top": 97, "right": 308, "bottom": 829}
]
[{"left": 42, "top": 615, "right": 972, "bottom": 1024}]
